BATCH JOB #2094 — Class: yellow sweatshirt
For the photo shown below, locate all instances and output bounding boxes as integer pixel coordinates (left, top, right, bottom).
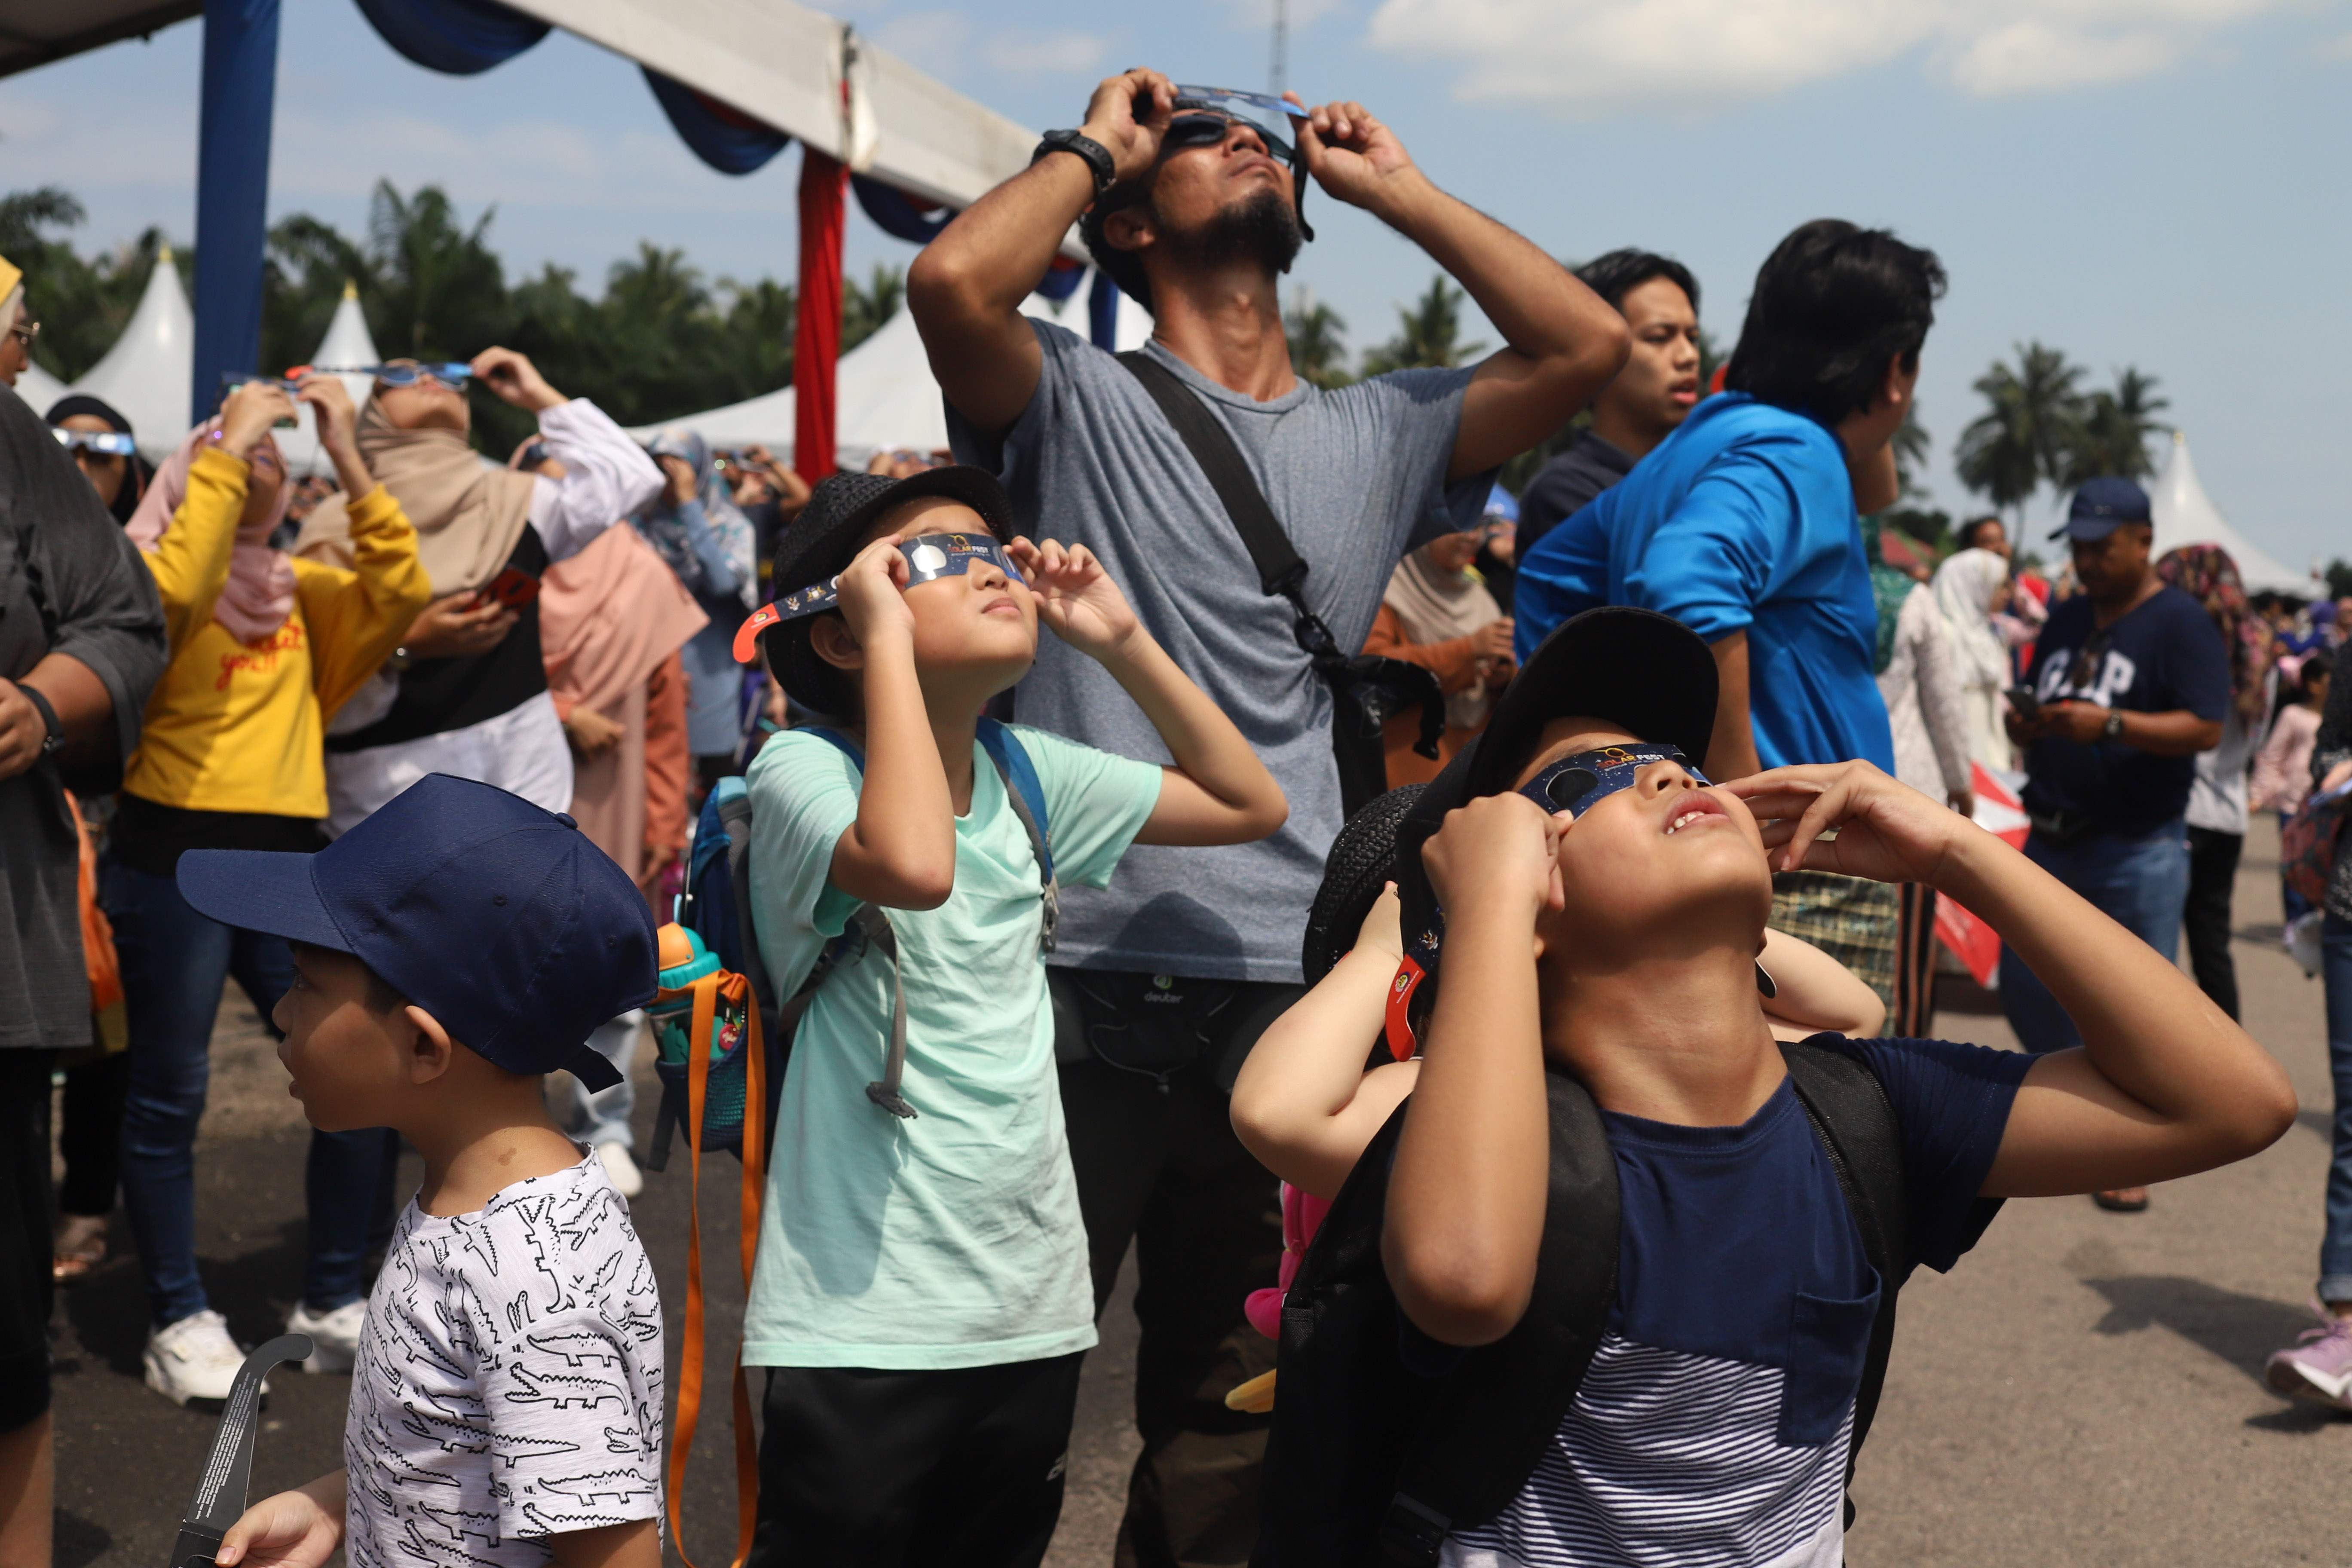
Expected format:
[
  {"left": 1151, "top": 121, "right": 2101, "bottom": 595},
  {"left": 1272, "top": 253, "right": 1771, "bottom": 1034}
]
[{"left": 125, "top": 446, "right": 432, "bottom": 819}]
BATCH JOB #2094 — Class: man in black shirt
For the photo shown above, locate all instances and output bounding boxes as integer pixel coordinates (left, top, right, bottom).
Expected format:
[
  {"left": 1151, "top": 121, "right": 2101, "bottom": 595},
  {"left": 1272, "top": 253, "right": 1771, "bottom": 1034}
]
[
  {"left": 1514, "top": 249, "right": 1703, "bottom": 554},
  {"left": 2002, "top": 477, "right": 2229, "bottom": 1207}
]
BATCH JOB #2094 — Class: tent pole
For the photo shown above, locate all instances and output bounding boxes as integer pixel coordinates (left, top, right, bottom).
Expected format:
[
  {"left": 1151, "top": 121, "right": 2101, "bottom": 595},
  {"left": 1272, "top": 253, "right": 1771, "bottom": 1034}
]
[
  {"left": 793, "top": 148, "right": 846, "bottom": 484},
  {"left": 190, "top": 0, "right": 280, "bottom": 422}
]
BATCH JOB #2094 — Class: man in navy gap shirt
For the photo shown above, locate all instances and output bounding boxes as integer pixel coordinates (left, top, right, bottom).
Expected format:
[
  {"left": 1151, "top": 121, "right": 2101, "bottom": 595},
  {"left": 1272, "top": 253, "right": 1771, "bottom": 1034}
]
[{"left": 2003, "top": 481, "right": 2230, "bottom": 1188}]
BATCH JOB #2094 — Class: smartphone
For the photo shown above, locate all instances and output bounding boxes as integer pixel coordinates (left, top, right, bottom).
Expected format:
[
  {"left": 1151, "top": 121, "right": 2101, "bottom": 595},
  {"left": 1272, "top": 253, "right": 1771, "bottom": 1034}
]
[
  {"left": 471, "top": 566, "right": 542, "bottom": 612},
  {"left": 2006, "top": 686, "right": 2041, "bottom": 721}
]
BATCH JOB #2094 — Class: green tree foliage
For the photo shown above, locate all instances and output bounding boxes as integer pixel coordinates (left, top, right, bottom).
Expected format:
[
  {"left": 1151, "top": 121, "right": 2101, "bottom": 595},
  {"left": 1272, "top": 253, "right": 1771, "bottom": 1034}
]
[
  {"left": 840, "top": 263, "right": 903, "bottom": 353},
  {"left": 2060, "top": 367, "right": 2169, "bottom": 485},
  {"left": 12, "top": 180, "right": 813, "bottom": 456},
  {"left": 2, "top": 186, "right": 190, "bottom": 383},
  {"left": 1360, "top": 274, "right": 1486, "bottom": 375},
  {"left": 1283, "top": 292, "right": 1352, "bottom": 389},
  {"left": 2325, "top": 560, "right": 2352, "bottom": 600}
]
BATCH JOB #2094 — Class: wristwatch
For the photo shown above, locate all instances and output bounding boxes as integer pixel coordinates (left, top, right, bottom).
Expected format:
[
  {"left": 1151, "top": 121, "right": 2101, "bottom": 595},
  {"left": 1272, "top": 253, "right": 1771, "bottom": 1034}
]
[
  {"left": 1032, "top": 129, "right": 1116, "bottom": 197},
  {"left": 16, "top": 682, "right": 62, "bottom": 756},
  {"left": 2101, "top": 710, "right": 2125, "bottom": 741}
]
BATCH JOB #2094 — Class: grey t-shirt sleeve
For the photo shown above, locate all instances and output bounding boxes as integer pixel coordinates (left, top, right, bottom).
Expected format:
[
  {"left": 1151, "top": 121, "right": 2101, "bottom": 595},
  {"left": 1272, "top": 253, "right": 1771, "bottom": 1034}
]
[{"left": 1329, "top": 365, "right": 1496, "bottom": 557}]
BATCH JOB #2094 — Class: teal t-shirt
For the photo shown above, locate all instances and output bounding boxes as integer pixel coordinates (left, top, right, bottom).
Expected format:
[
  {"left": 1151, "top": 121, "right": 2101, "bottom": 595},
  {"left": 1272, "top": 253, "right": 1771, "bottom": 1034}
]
[{"left": 741, "top": 724, "right": 1162, "bottom": 1369}]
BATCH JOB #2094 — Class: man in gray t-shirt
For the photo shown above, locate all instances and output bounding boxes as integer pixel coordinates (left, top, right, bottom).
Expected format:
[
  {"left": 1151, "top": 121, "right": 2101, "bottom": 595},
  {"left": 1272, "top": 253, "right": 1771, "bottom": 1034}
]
[{"left": 913, "top": 67, "right": 1628, "bottom": 1563}]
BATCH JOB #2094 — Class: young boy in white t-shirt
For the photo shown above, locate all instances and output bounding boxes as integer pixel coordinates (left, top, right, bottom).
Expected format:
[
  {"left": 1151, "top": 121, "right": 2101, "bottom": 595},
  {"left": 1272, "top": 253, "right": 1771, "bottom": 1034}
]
[
  {"left": 183, "top": 773, "right": 667, "bottom": 1568},
  {"left": 730, "top": 467, "right": 1284, "bottom": 1565}
]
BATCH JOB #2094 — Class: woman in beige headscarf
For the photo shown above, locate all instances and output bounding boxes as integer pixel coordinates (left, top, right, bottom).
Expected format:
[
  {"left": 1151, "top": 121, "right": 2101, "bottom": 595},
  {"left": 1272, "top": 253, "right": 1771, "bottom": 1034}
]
[
  {"left": 293, "top": 346, "right": 662, "bottom": 839},
  {"left": 1363, "top": 526, "right": 1515, "bottom": 784}
]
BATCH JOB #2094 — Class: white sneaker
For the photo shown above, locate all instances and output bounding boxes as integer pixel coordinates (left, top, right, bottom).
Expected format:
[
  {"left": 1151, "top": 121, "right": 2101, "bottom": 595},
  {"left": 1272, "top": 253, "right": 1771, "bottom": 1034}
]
[
  {"left": 144, "top": 1310, "right": 246, "bottom": 1406},
  {"left": 285, "top": 1298, "right": 368, "bottom": 1373},
  {"left": 596, "top": 1141, "right": 645, "bottom": 1199}
]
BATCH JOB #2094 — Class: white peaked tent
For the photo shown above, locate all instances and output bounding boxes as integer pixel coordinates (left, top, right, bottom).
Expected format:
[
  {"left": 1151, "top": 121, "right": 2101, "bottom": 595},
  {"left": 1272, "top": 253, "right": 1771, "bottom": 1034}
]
[
  {"left": 72, "top": 248, "right": 193, "bottom": 462},
  {"left": 2148, "top": 431, "right": 2324, "bottom": 597},
  {"left": 278, "top": 282, "right": 383, "bottom": 477},
  {"left": 14, "top": 359, "right": 69, "bottom": 416},
  {"left": 631, "top": 280, "right": 1153, "bottom": 461}
]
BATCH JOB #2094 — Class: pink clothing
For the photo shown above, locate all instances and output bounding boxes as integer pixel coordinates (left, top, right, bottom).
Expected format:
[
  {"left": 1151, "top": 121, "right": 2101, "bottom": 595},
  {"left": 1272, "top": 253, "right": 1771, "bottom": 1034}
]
[
  {"left": 2254, "top": 704, "right": 2323, "bottom": 814},
  {"left": 126, "top": 421, "right": 297, "bottom": 645},
  {"left": 1245, "top": 1184, "right": 1334, "bottom": 1340}
]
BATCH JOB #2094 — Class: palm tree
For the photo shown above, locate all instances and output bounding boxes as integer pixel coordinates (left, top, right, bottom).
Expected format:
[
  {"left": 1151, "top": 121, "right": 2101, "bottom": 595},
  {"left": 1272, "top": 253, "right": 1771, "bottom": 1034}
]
[
  {"left": 1955, "top": 341, "right": 2085, "bottom": 520},
  {"left": 366, "top": 181, "right": 508, "bottom": 361},
  {"left": 1891, "top": 404, "right": 1931, "bottom": 500},
  {"left": 1360, "top": 274, "right": 1486, "bottom": 375},
  {"left": 2060, "top": 368, "right": 2169, "bottom": 485},
  {"left": 841, "top": 263, "right": 904, "bottom": 352},
  {"left": 1284, "top": 291, "right": 1351, "bottom": 388}
]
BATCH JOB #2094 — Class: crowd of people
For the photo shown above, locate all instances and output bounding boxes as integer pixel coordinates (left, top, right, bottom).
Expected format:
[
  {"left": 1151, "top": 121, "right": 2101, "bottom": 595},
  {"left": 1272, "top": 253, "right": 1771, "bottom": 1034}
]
[{"left": 0, "top": 67, "right": 2344, "bottom": 1568}]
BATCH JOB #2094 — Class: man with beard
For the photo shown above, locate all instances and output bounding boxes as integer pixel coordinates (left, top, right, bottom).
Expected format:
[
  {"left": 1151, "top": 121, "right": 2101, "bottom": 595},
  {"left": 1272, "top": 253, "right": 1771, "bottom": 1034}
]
[
  {"left": 906, "top": 68, "right": 1627, "bottom": 1568},
  {"left": 1514, "top": 249, "right": 1705, "bottom": 556}
]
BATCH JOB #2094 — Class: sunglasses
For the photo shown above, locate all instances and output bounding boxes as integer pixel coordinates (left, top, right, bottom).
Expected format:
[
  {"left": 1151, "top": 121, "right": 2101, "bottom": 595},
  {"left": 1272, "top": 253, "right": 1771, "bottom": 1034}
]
[
  {"left": 1516, "top": 743, "right": 1709, "bottom": 817},
  {"left": 1164, "top": 110, "right": 1297, "bottom": 165},
  {"left": 52, "top": 428, "right": 138, "bottom": 459},
  {"left": 311, "top": 361, "right": 473, "bottom": 392}
]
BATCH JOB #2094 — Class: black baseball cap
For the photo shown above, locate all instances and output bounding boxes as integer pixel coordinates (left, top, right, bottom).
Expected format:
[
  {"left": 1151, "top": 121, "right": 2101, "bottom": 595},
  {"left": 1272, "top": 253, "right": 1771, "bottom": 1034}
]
[
  {"left": 2051, "top": 476, "right": 2152, "bottom": 542},
  {"left": 176, "top": 775, "right": 657, "bottom": 1089}
]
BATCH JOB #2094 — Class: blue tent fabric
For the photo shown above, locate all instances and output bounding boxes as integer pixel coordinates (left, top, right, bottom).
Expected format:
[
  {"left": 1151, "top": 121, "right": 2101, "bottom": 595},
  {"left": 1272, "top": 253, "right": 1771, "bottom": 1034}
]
[
  {"left": 645, "top": 68, "right": 790, "bottom": 175},
  {"left": 851, "top": 175, "right": 955, "bottom": 244},
  {"left": 352, "top": 0, "right": 549, "bottom": 75},
  {"left": 192, "top": 0, "right": 280, "bottom": 422},
  {"left": 1087, "top": 268, "right": 1119, "bottom": 349}
]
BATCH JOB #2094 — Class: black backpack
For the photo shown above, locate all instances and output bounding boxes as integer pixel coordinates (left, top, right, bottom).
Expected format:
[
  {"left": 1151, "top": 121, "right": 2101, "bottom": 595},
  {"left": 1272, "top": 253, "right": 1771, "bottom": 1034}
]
[{"left": 1256, "top": 1034, "right": 1931, "bottom": 1568}]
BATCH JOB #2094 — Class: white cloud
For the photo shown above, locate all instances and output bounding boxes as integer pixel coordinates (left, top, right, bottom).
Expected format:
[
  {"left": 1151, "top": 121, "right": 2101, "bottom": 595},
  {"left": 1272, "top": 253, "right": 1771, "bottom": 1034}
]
[
  {"left": 875, "top": 12, "right": 1107, "bottom": 82},
  {"left": 1365, "top": 0, "right": 2297, "bottom": 114},
  {"left": 978, "top": 30, "right": 1112, "bottom": 76}
]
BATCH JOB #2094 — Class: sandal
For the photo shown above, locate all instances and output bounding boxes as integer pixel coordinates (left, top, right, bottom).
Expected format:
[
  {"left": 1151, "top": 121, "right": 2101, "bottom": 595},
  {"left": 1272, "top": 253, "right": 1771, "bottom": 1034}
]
[
  {"left": 2092, "top": 1188, "right": 2150, "bottom": 1213},
  {"left": 52, "top": 1213, "right": 109, "bottom": 1283}
]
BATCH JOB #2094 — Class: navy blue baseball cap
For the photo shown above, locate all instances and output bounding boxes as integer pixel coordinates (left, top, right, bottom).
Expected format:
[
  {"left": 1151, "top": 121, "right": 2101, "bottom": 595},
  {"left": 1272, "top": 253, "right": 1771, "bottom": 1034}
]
[
  {"left": 176, "top": 775, "right": 655, "bottom": 1089},
  {"left": 2052, "top": 476, "right": 2153, "bottom": 542}
]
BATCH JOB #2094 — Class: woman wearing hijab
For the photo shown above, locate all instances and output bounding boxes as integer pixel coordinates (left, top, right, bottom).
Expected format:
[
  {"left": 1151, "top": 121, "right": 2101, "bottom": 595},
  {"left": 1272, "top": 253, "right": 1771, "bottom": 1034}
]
[
  {"left": 528, "top": 441, "right": 706, "bottom": 1196},
  {"left": 293, "top": 347, "right": 663, "bottom": 836},
  {"left": 0, "top": 255, "right": 33, "bottom": 389},
  {"left": 45, "top": 395, "right": 150, "bottom": 527},
  {"left": 286, "top": 348, "right": 659, "bottom": 1369},
  {"left": 1866, "top": 518, "right": 1973, "bottom": 1035},
  {"left": 2160, "top": 544, "right": 2276, "bottom": 1022},
  {"left": 109, "top": 376, "right": 428, "bottom": 1406},
  {"left": 1932, "top": 544, "right": 2017, "bottom": 772},
  {"left": 1362, "top": 527, "right": 1514, "bottom": 785},
  {"left": 634, "top": 428, "right": 755, "bottom": 786}
]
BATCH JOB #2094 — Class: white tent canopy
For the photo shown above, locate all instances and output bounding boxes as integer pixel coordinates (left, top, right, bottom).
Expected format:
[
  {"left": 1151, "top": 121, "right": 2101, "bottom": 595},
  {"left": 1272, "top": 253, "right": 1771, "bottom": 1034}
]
[
  {"left": 72, "top": 248, "right": 193, "bottom": 462},
  {"left": 2148, "top": 431, "right": 2323, "bottom": 598},
  {"left": 278, "top": 282, "right": 383, "bottom": 477},
  {"left": 630, "top": 280, "right": 1151, "bottom": 462},
  {"left": 14, "top": 359, "right": 68, "bottom": 416}
]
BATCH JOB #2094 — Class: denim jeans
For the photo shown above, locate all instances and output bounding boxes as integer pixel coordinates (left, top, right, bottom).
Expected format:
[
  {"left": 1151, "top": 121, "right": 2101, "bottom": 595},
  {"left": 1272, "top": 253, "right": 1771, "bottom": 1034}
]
[
  {"left": 106, "top": 861, "right": 298, "bottom": 1327},
  {"left": 302, "top": 1128, "right": 401, "bottom": 1312},
  {"left": 2000, "top": 819, "right": 2190, "bottom": 1055},
  {"left": 2316, "top": 916, "right": 2352, "bottom": 1302}
]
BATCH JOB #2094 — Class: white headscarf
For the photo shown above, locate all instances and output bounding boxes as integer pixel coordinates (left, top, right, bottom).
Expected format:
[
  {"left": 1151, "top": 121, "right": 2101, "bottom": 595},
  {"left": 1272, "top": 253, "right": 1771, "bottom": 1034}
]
[{"left": 1931, "top": 547, "right": 2013, "bottom": 690}]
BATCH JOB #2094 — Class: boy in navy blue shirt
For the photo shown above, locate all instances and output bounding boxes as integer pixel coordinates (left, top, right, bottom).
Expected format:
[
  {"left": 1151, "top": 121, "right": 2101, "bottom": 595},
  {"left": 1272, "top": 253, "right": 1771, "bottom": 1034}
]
[{"left": 1253, "top": 609, "right": 2293, "bottom": 1567}]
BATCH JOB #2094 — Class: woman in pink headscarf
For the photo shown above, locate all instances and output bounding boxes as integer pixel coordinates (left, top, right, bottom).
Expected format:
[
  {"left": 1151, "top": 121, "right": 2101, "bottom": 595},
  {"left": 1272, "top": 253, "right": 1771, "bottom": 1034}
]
[{"left": 104, "top": 374, "right": 429, "bottom": 1406}]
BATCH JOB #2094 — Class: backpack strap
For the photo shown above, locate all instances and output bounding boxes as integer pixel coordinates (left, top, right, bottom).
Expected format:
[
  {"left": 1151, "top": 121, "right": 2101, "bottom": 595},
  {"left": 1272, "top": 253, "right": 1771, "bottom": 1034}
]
[
  {"left": 1779, "top": 1035, "right": 1919, "bottom": 1528},
  {"left": 976, "top": 717, "right": 1058, "bottom": 950}
]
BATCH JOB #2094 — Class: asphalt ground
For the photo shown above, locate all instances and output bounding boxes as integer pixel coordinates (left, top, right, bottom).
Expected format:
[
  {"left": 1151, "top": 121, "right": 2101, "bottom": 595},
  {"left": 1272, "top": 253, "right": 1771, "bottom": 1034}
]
[{"left": 42, "top": 815, "right": 2347, "bottom": 1568}]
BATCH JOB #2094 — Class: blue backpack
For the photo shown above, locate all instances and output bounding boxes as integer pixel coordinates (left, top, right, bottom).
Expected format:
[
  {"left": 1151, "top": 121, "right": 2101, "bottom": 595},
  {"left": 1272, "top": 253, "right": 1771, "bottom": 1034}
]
[{"left": 646, "top": 717, "right": 1057, "bottom": 1168}]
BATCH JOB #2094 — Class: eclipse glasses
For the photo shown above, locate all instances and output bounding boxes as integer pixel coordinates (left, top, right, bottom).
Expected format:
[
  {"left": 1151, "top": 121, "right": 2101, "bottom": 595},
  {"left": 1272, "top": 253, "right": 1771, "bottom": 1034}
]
[
  {"left": 1166, "top": 85, "right": 1315, "bottom": 240},
  {"left": 51, "top": 427, "right": 138, "bottom": 458},
  {"left": 732, "top": 534, "right": 1026, "bottom": 663},
  {"left": 1518, "top": 743, "right": 1710, "bottom": 817},
  {"left": 301, "top": 361, "right": 473, "bottom": 391}
]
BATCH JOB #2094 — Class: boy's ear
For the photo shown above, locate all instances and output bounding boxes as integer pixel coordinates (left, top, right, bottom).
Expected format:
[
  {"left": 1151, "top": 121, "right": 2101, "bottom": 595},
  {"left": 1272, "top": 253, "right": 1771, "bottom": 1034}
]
[
  {"left": 401, "top": 1004, "right": 458, "bottom": 1086},
  {"left": 810, "top": 614, "right": 865, "bottom": 674}
]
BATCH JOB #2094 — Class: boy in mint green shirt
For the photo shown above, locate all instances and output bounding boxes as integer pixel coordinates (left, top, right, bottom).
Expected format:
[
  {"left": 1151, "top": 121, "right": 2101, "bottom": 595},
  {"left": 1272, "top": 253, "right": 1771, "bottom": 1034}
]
[{"left": 734, "top": 467, "right": 1284, "bottom": 1566}]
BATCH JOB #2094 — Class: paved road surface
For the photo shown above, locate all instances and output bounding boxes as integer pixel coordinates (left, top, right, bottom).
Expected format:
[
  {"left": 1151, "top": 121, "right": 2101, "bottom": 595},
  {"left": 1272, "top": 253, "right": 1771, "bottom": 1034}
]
[{"left": 44, "top": 818, "right": 2346, "bottom": 1567}]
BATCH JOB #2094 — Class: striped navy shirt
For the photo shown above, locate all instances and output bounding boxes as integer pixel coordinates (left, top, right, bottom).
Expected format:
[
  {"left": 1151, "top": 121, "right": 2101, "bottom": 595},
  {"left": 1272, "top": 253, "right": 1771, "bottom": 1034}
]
[{"left": 1432, "top": 1037, "right": 2031, "bottom": 1568}]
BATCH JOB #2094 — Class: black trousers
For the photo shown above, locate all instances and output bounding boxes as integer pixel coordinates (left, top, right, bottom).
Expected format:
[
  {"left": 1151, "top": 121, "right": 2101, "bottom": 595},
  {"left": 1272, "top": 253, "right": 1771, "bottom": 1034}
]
[
  {"left": 57, "top": 1049, "right": 129, "bottom": 1219},
  {"left": 748, "top": 1354, "right": 1083, "bottom": 1568},
  {"left": 0, "top": 1051, "right": 55, "bottom": 1432},
  {"left": 2184, "top": 826, "right": 2243, "bottom": 1021},
  {"left": 1058, "top": 981, "right": 1295, "bottom": 1568}
]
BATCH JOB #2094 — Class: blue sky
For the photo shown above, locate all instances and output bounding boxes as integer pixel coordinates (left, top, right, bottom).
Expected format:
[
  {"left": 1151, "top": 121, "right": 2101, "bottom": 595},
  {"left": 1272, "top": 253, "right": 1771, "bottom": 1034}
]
[{"left": 4, "top": 0, "right": 2349, "bottom": 569}]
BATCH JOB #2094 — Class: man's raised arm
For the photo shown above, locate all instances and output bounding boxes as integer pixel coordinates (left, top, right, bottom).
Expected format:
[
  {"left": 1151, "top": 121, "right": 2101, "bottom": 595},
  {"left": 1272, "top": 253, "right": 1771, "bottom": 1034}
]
[
  {"left": 908, "top": 70, "right": 1176, "bottom": 438},
  {"left": 1291, "top": 101, "right": 1630, "bottom": 481}
]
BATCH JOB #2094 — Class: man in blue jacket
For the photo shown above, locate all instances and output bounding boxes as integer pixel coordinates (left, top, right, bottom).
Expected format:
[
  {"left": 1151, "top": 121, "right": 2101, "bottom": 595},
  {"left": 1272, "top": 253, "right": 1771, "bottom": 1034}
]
[{"left": 1514, "top": 217, "right": 1945, "bottom": 1002}]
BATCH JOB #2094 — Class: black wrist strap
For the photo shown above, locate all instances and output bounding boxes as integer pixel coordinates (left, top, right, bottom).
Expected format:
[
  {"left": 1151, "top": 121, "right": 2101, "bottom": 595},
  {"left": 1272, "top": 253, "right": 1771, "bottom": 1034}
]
[
  {"left": 1033, "top": 132, "right": 1115, "bottom": 196},
  {"left": 16, "top": 681, "right": 61, "bottom": 752}
]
